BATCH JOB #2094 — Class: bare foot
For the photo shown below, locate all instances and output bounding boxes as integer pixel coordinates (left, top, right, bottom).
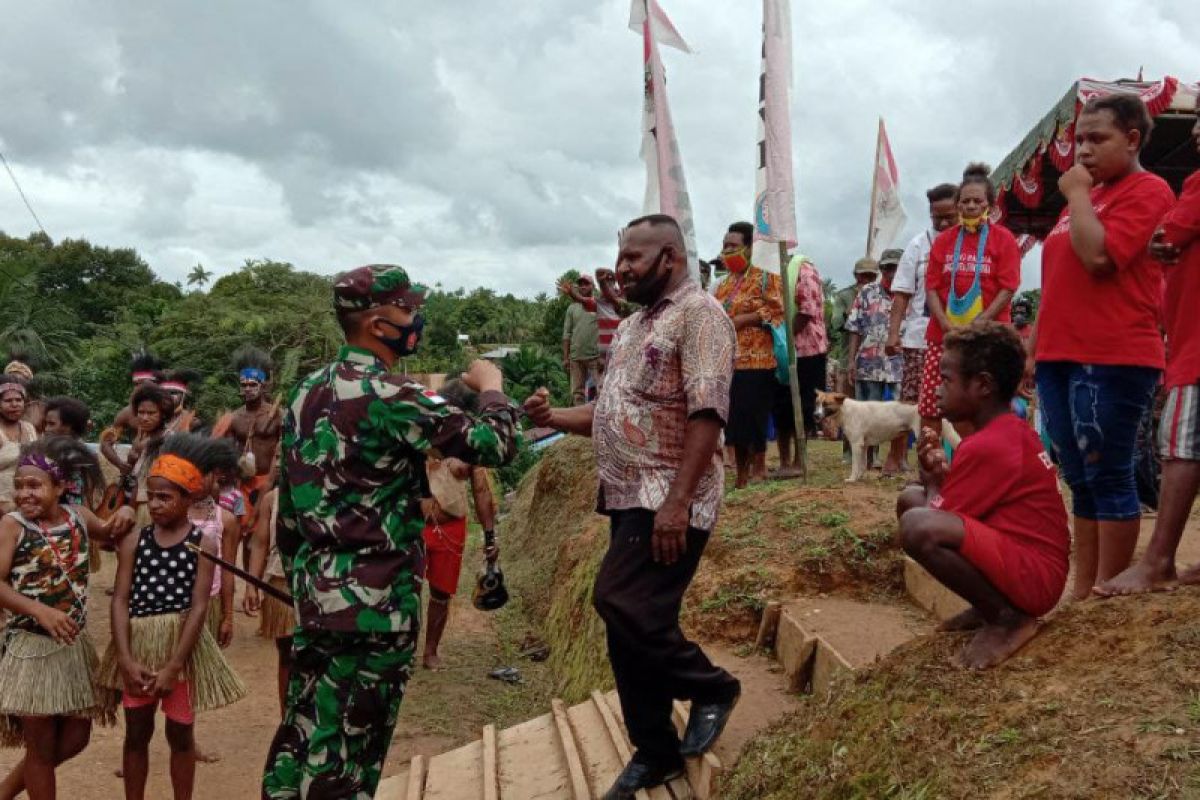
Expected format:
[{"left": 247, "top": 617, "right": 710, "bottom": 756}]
[
  {"left": 1066, "top": 586, "right": 1093, "bottom": 603},
  {"left": 1178, "top": 563, "right": 1200, "bottom": 586},
  {"left": 196, "top": 749, "right": 221, "bottom": 764},
  {"left": 938, "top": 607, "right": 985, "bottom": 632},
  {"left": 957, "top": 617, "right": 1039, "bottom": 670},
  {"left": 422, "top": 652, "right": 442, "bottom": 670},
  {"left": 1093, "top": 560, "right": 1176, "bottom": 598}
]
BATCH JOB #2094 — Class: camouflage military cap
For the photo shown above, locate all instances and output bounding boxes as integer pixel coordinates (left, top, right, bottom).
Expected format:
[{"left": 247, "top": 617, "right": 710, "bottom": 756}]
[
  {"left": 333, "top": 264, "right": 428, "bottom": 312},
  {"left": 879, "top": 249, "right": 904, "bottom": 268},
  {"left": 853, "top": 257, "right": 879, "bottom": 275}
]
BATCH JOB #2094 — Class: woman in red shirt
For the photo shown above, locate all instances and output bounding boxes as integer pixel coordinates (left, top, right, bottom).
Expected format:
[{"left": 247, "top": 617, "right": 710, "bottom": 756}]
[
  {"left": 919, "top": 163, "right": 1022, "bottom": 431},
  {"left": 1028, "top": 94, "right": 1176, "bottom": 601}
]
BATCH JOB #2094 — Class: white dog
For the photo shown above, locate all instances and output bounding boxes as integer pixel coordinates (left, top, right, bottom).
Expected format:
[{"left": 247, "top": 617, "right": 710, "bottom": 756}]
[{"left": 815, "top": 391, "right": 961, "bottom": 482}]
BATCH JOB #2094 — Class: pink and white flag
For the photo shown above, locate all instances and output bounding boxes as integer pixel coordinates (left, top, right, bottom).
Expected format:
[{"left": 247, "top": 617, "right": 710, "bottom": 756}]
[
  {"left": 750, "top": 0, "right": 797, "bottom": 275},
  {"left": 629, "top": 0, "right": 699, "bottom": 278},
  {"left": 867, "top": 118, "right": 907, "bottom": 260}
]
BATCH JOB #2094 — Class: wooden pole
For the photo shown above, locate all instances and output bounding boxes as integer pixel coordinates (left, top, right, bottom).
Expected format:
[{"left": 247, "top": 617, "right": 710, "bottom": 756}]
[
  {"left": 780, "top": 241, "right": 807, "bottom": 478},
  {"left": 865, "top": 116, "right": 882, "bottom": 258}
]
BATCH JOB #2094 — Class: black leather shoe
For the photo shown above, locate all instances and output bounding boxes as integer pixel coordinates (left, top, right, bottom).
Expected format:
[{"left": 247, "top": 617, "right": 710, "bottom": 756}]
[
  {"left": 679, "top": 692, "right": 740, "bottom": 756},
  {"left": 601, "top": 759, "right": 685, "bottom": 800}
]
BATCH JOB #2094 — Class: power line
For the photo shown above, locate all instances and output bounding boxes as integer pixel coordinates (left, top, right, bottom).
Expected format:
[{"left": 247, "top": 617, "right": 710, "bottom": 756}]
[{"left": 0, "top": 150, "right": 49, "bottom": 239}]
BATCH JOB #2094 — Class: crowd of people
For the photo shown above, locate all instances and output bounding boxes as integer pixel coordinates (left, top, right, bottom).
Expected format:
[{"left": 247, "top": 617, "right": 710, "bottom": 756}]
[{"left": 0, "top": 87, "right": 1194, "bottom": 800}]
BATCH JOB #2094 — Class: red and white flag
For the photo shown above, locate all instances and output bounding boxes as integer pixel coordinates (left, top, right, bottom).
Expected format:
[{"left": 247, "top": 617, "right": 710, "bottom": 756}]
[
  {"left": 867, "top": 118, "right": 907, "bottom": 260},
  {"left": 630, "top": 0, "right": 699, "bottom": 278},
  {"left": 750, "top": 0, "right": 797, "bottom": 275}
]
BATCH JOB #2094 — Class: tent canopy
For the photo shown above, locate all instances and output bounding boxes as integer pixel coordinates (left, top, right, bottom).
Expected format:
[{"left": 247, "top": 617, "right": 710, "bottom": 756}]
[{"left": 991, "top": 77, "right": 1199, "bottom": 239}]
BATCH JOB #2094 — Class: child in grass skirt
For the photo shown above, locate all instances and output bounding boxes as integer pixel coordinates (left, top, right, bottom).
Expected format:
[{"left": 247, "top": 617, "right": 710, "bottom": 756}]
[
  {"left": 185, "top": 438, "right": 241, "bottom": 649},
  {"left": 97, "top": 433, "right": 245, "bottom": 799},
  {"left": 0, "top": 436, "right": 137, "bottom": 798}
]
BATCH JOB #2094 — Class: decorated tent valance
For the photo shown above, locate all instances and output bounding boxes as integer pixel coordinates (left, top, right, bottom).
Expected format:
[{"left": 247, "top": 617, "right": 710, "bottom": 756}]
[{"left": 991, "top": 77, "right": 1199, "bottom": 239}]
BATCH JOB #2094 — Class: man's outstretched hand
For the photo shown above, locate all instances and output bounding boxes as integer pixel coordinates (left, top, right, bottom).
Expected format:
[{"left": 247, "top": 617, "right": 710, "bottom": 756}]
[
  {"left": 523, "top": 388, "right": 554, "bottom": 428},
  {"left": 463, "top": 359, "right": 503, "bottom": 394}
]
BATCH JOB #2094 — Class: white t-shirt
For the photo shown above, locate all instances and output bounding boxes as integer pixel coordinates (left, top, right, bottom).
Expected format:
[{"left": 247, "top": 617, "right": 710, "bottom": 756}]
[{"left": 891, "top": 228, "right": 936, "bottom": 350}]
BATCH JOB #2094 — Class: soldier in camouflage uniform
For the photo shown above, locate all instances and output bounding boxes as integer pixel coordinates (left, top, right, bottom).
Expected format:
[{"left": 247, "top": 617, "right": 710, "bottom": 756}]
[{"left": 261, "top": 264, "right": 520, "bottom": 799}]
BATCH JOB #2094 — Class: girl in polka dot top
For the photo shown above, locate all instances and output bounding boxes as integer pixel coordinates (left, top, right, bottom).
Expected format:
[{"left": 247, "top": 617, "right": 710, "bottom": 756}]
[{"left": 97, "top": 434, "right": 245, "bottom": 800}]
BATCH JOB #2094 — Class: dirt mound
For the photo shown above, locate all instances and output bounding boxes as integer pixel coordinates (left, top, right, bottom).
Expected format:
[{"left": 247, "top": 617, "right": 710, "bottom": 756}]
[
  {"left": 684, "top": 474, "right": 905, "bottom": 645},
  {"left": 723, "top": 590, "right": 1200, "bottom": 799},
  {"left": 502, "top": 438, "right": 910, "bottom": 690},
  {"left": 501, "top": 437, "right": 613, "bottom": 702}
]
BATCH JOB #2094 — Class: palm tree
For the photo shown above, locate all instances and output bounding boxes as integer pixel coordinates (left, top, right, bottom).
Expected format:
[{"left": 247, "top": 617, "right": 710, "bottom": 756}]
[{"left": 187, "top": 264, "right": 214, "bottom": 291}]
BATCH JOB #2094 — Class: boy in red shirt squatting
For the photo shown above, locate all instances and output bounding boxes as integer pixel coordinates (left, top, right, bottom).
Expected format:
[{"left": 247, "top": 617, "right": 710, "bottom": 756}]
[{"left": 897, "top": 322, "right": 1069, "bottom": 669}]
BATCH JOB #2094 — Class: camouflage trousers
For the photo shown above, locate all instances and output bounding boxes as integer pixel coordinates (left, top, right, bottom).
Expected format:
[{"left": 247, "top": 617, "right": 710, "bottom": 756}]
[{"left": 261, "top": 628, "right": 415, "bottom": 799}]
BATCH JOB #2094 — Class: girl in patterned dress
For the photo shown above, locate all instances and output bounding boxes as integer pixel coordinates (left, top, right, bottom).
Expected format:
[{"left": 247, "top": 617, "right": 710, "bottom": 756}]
[
  {"left": 0, "top": 436, "right": 136, "bottom": 799},
  {"left": 97, "top": 433, "right": 245, "bottom": 800}
]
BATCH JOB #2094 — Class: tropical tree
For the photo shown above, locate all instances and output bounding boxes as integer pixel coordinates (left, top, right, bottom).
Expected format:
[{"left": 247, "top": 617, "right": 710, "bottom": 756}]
[{"left": 187, "top": 264, "right": 214, "bottom": 290}]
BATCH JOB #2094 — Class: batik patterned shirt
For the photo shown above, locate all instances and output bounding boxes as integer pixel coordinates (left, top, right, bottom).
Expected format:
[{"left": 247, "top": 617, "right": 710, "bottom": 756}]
[
  {"left": 593, "top": 279, "right": 736, "bottom": 531},
  {"left": 713, "top": 266, "right": 784, "bottom": 371},
  {"left": 845, "top": 281, "right": 903, "bottom": 384},
  {"left": 277, "top": 346, "right": 519, "bottom": 633},
  {"left": 793, "top": 260, "right": 829, "bottom": 357}
]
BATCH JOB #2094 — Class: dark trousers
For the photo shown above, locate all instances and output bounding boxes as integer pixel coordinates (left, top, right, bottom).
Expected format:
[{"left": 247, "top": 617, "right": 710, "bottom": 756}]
[
  {"left": 797, "top": 353, "right": 828, "bottom": 436},
  {"left": 593, "top": 509, "right": 741, "bottom": 766}
]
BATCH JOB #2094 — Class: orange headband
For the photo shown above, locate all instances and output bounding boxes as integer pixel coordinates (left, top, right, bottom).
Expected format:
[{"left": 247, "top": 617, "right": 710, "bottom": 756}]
[{"left": 149, "top": 454, "right": 205, "bottom": 495}]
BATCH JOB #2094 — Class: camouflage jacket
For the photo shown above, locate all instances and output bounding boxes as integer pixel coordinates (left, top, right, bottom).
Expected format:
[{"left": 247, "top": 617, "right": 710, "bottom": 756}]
[{"left": 277, "top": 346, "right": 519, "bottom": 633}]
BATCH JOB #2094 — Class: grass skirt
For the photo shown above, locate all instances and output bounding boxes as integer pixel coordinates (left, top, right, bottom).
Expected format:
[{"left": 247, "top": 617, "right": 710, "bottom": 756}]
[
  {"left": 257, "top": 576, "right": 296, "bottom": 640},
  {"left": 205, "top": 596, "right": 223, "bottom": 639},
  {"left": 96, "top": 612, "right": 246, "bottom": 716},
  {"left": 0, "top": 630, "right": 114, "bottom": 747}
]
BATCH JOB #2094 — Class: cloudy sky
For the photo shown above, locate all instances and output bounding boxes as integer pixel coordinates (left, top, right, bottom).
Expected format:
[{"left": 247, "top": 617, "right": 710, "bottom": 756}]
[{"left": 1, "top": 1, "right": 1197, "bottom": 295}]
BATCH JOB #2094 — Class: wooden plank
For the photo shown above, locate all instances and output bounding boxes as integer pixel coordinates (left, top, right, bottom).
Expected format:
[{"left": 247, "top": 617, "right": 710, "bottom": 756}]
[
  {"left": 424, "top": 740, "right": 483, "bottom": 800},
  {"left": 670, "top": 701, "right": 722, "bottom": 800},
  {"left": 482, "top": 724, "right": 499, "bottom": 800},
  {"left": 498, "top": 713, "right": 574, "bottom": 799},
  {"left": 568, "top": 694, "right": 626, "bottom": 798},
  {"left": 596, "top": 691, "right": 674, "bottom": 800},
  {"left": 552, "top": 699, "right": 593, "bottom": 800},
  {"left": 754, "top": 600, "right": 782, "bottom": 649},
  {"left": 406, "top": 755, "right": 426, "bottom": 800}
]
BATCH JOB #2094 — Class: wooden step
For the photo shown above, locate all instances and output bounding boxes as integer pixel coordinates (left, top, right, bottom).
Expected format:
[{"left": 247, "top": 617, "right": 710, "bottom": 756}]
[
  {"left": 377, "top": 690, "right": 721, "bottom": 799},
  {"left": 772, "top": 596, "right": 931, "bottom": 695},
  {"left": 904, "top": 556, "right": 970, "bottom": 621}
]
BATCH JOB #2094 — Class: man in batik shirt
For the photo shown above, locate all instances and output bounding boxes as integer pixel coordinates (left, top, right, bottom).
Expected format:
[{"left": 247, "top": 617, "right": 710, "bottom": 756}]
[
  {"left": 846, "top": 250, "right": 906, "bottom": 474},
  {"left": 526, "top": 215, "right": 742, "bottom": 800},
  {"left": 262, "top": 264, "right": 519, "bottom": 800}
]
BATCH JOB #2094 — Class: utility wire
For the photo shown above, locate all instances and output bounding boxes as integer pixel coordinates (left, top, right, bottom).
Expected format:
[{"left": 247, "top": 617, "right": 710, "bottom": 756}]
[{"left": 0, "top": 150, "right": 49, "bottom": 239}]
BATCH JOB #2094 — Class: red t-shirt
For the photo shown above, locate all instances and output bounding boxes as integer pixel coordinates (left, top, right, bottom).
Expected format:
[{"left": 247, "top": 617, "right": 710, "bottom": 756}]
[
  {"left": 931, "top": 413, "right": 1069, "bottom": 572},
  {"left": 1036, "top": 171, "right": 1175, "bottom": 368},
  {"left": 924, "top": 223, "right": 1022, "bottom": 345},
  {"left": 1161, "top": 172, "right": 1200, "bottom": 387}
]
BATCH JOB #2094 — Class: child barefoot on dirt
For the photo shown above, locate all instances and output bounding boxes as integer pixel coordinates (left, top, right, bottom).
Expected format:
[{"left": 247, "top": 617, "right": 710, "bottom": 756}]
[
  {"left": 0, "top": 436, "right": 136, "bottom": 800},
  {"left": 98, "top": 434, "right": 246, "bottom": 800},
  {"left": 897, "top": 322, "right": 1069, "bottom": 669}
]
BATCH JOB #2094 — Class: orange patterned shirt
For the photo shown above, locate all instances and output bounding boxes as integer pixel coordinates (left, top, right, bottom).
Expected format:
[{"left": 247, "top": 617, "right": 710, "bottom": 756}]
[{"left": 713, "top": 266, "right": 784, "bottom": 371}]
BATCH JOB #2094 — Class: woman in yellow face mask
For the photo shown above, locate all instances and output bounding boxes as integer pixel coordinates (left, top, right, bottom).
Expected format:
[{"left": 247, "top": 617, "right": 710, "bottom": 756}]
[
  {"left": 919, "top": 163, "right": 1022, "bottom": 436},
  {"left": 713, "top": 222, "right": 785, "bottom": 489}
]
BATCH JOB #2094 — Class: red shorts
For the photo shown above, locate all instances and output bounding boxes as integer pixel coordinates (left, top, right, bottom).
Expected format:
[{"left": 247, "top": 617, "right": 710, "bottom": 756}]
[
  {"left": 959, "top": 515, "right": 1067, "bottom": 617},
  {"left": 422, "top": 517, "right": 468, "bottom": 596},
  {"left": 918, "top": 343, "right": 944, "bottom": 420},
  {"left": 122, "top": 680, "right": 195, "bottom": 725}
]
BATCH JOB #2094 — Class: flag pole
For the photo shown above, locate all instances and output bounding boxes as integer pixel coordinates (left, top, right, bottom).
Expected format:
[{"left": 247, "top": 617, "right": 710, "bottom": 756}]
[
  {"left": 865, "top": 116, "right": 882, "bottom": 258},
  {"left": 780, "top": 243, "right": 806, "bottom": 477}
]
